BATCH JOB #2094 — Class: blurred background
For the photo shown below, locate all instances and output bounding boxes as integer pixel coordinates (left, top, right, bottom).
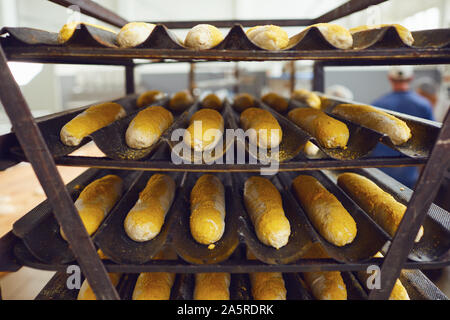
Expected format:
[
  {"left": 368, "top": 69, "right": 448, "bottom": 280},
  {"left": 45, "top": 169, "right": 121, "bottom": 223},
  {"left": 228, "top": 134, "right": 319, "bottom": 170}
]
[{"left": 0, "top": 0, "right": 449, "bottom": 299}]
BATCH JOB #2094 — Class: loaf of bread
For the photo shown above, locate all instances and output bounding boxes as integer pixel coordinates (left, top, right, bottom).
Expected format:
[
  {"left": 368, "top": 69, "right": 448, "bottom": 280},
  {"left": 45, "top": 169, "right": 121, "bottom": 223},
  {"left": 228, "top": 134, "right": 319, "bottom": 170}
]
[
  {"left": 291, "top": 89, "right": 321, "bottom": 109},
  {"left": 233, "top": 93, "right": 257, "bottom": 112},
  {"left": 303, "top": 141, "right": 320, "bottom": 156},
  {"left": 60, "top": 175, "right": 123, "bottom": 240},
  {"left": 184, "top": 109, "right": 224, "bottom": 152},
  {"left": 126, "top": 106, "right": 173, "bottom": 149},
  {"left": 332, "top": 104, "right": 411, "bottom": 145},
  {"left": 244, "top": 176, "right": 291, "bottom": 249},
  {"left": 201, "top": 93, "right": 223, "bottom": 111},
  {"left": 337, "top": 172, "right": 424, "bottom": 242},
  {"left": 240, "top": 108, "right": 282, "bottom": 149},
  {"left": 77, "top": 273, "right": 121, "bottom": 300},
  {"left": 288, "top": 108, "right": 349, "bottom": 149},
  {"left": 124, "top": 174, "right": 176, "bottom": 242},
  {"left": 350, "top": 24, "right": 414, "bottom": 46},
  {"left": 132, "top": 272, "right": 175, "bottom": 300},
  {"left": 302, "top": 23, "right": 353, "bottom": 49},
  {"left": 292, "top": 175, "right": 357, "bottom": 246},
  {"left": 246, "top": 25, "right": 289, "bottom": 50},
  {"left": 184, "top": 24, "right": 224, "bottom": 50},
  {"left": 190, "top": 175, "right": 225, "bottom": 245},
  {"left": 117, "top": 22, "right": 156, "bottom": 48},
  {"left": 301, "top": 245, "right": 347, "bottom": 300},
  {"left": 194, "top": 273, "right": 230, "bottom": 300},
  {"left": 136, "top": 90, "right": 166, "bottom": 108},
  {"left": 60, "top": 102, "right": 126, "bottom": 146},
  {"left": 357, "top": 252, "right": 410, "bottom": 300},
  {"left": 58, "top": 22, "right": 117, "bottom": 43},
  {"left": 261, "top": 92, "right": 289, "bottom": 113},
  {"left": 168, "top": 90, "right": 195, "bottom": 112},
  {"left": 250, "top": 272, "right": 287, "bottom": 300}
]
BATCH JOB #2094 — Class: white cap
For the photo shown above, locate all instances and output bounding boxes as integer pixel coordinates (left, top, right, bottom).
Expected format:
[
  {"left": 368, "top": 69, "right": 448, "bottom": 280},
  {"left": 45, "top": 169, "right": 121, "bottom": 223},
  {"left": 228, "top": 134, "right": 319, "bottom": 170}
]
[{"left": 388, "top": 66, "right": 414, "bottom": 80}]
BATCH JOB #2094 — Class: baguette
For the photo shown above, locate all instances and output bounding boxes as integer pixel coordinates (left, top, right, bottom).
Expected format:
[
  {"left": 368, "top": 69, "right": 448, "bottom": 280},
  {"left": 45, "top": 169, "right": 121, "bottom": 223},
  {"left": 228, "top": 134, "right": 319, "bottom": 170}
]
[
  {"left": 201, "top": 93, "right": 223, "bottom": 111},
  {"left": 168, "top": 90, "right": 195, "bottom": 112},
  {"left": 60, "top": 102, "right": 126, "bottom": 146},
  {"left": 301, "top": 23, "right": 353, "bottom": 49},
  {"left": 240, "top": 108, "right": 282, "bottom": 149},
  {"left": 350, "top": 24, "right": 414, "bottom": 46},
  {"left": 194, "top": 273, "right": 230, "bottom": 300},
  {"left": 332, "top": 104, "right": 411, "bottom": 145},
  {"left": 291, "top": 89, "right": 321, "bottom": 109},
  {"left": 292, "top": 175, "right": 357, "bottom": 246},
  {"left": 184, "top": 109, "right": 224, "bottom": 152},
  {"left": 60, "top": 175, "right": 123, "bottom": 240},
  {"left": 125, "top": 106, "right": 174, "bottom": 149},
  {"left": 117, "top": 22, "right": 156, "bottom": 48},
  {"left": 301, "top": 245, "right": 347, "bottom": 300},
  {"left": 288, "top": 108, "right": 349, "bottom": 149},
  {"left": 77, "top": 273, "right": 121, "bottom": 300},
  {"left": 124, "top": 174, "right": 176, "bottom": 242},
  {"left": 246, "top": 25, "right": 289, "bottom": 50},
  {"left": 357, "top": 252, "right": 410, "bottom": 300},
  {"left": 136, "top": 90, "right": 166, "bottom": 108},
  {"left": 304, "top": 141, "right": 320, "bottom": 156},
  {"left": 243, "top": 176, "right": 291, "bottom": 249},
  {"left": 337, "top": 172, "right": 424, "bottom": 242},
  {"left": 58, "top": 22, "right": 117, "bottom": 43},
  {"left": 132, "top": 272, "right": 175, "bottom": 300},
  {"left": 190, "top": 175, "right": 225, "bottom": 245},
  {"left": 233, "top": 93, "right": 257, "bottom": 113},
  {"left": 250, "top": 272, "right": 287, "bottom": 300},
  {"left": 184, "top": 24, "right": 224, "bottom": 50},
  {"left": 261, "top": 92, "right": 289, "bottom": 113}
]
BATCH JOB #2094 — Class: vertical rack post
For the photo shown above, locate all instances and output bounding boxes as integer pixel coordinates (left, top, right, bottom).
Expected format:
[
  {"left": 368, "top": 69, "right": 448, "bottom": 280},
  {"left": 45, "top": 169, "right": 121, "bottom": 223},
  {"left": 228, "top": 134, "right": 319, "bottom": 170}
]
[
  {"left": 189, "top": 62, "right": 196, "bottom": 95},
  {"left": 312, "top": 61, "right": 324, "bottom": 92},
  {"left": 125, "top": 64, "right": 135, "bottom": 95},
  {"left": 0, "top": 47, "right": 119, "bottom": 300},
  {"left": 369, "top": 110, "right": 450, "bottom": 300},
  {"left": 289, "top": 61, "right": 296, "bottom": 93},
  {"left": 234, "top": 62, "right": 240, "bottom": 94}
]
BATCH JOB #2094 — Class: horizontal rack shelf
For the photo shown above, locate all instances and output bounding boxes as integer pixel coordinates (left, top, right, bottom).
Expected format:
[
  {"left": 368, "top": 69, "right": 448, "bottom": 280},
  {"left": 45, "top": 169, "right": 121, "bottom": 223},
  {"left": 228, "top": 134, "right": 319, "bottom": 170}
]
[{"left": 4, "top": 46, "right": 450, "bottom": 65}]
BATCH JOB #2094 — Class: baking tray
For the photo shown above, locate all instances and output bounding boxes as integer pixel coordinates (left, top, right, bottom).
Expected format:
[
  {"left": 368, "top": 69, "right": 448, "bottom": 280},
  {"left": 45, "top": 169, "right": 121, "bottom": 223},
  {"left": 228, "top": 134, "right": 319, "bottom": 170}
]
[
  {"left": 324, "top": 168, "right": 450, "bottom": 262},
  {"left": 171, "top": 173, "right": 240, "bottom": 265},
  {"left": 319, "top": 94, "right": 441, "bottom": 158},
  {"left": 9, "top": 94, "right": 141, "bottom": 159},
  {"left": 11, "top": 168, "right": 140, "bottom": 264},
  {"left": 167, "top": 102, "right": 236, "bottom": 165},
  {"left": 287, "top": 99, "right": 384, "bottom": 160},
  {"left": 278, "top": 170, "right": 391, "bottom": 263},
  {"left": 3, "top": 25, "right": 449, "bottom": 51},
  {"left": 93, "top": 171, "right": 184, "bottom": 264}
]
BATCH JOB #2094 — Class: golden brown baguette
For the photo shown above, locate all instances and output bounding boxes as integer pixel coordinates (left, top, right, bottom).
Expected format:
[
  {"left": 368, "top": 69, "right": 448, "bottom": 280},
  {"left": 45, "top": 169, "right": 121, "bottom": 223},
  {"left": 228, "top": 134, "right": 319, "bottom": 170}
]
[
  {"left": 303, "top": 141, "right": 320, "bottom": 156},
  {"left": 77, "top": 273, "right": 121, "bottom": 300},
  {"left": 190, "top": 175, "right": 225, "bottom": 245},
  {"left": 117, "top": 22, "right": 156, "bottom": 48},
  {"left": 292, "top": 175, "right": 357, "bottom": 246},
  {"left": 250, "top": 272, "right": 287, "bottom": 300},
  {"left": 184, "top": 24, "right": 224, "bottom": 50},
  {"left": 125, "top": 106, "right": 174, "bottom": 149},
  {"left": 60, "top": 102, "right": 126, "bottom": 146},
  {"left": 240, "top": 108, "right": 282, "bottom": 149},
  {"left": 350, "top": 24, "right": 414, "bottom": 46},
  {"left": 233, "top": 93, "right": 257, "bottom": 112},
  {"left": 261, "top": 92, "right": 289, "bottom": 113},
  {"left": 337, "top": 172, "right": 424, "bottom": 242},
  {"left": 194, "top": 273, "right": 230, "bottom": 300},
  {"left": 168, "top": 90, "right": 195, "bottom": 112},
  {"left": 332, "top": 104, "right": 411, "bottom": 145},
  {"left": 58, "top": 22, "right": 116, "bottom": 43},
  {"left": 357, "top": 252, "right": 410, "bottom": 300},
  {"left": 136, "top": 90, "right": 166, "bottom": 108},
  {"left": 288, "top": 108, "right": 349, "bottom": 149},
  {"left": 246, "top": 25, "right": 289, "bottom": 50},
  {"left": 201, "top": 93, "right": 223, "bottom": 111},
  {"left": 60, "top": 175, "right": 123, "bottom": 240},
  {"left": 301, "top": 244, "right": 347, "bottom": 300},
  {"left": 244, "top": 176, "right": 291, "bottom": 249},
  {"left": 291, "top": 89, "right": 321, "bottom": 109},
  {"left": 184, "top": 109, "right": 224, "bottom": 152},
  {"left": 298, "top": 23, "right": 353, "bottom": 49},
  {"left": 124, "top": 174, "right": 176, "bottom": 242}
]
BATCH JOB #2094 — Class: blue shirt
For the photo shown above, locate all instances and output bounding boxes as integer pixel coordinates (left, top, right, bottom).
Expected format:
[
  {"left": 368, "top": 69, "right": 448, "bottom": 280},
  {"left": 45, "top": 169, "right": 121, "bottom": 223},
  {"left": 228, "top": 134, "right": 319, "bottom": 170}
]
[{"left": 370, "top": 91, "right": 434, "bottom": 189}]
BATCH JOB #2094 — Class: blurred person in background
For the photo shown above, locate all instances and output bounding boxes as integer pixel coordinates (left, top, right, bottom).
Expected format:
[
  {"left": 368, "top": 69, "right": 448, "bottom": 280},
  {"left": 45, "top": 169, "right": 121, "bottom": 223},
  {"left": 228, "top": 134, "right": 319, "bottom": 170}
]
[
  {"left": 371, "top": 66, "right": 434, "bottom": 189},
  {"left": 415, "top": 77, "right": 439, "bottom": 110}
]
